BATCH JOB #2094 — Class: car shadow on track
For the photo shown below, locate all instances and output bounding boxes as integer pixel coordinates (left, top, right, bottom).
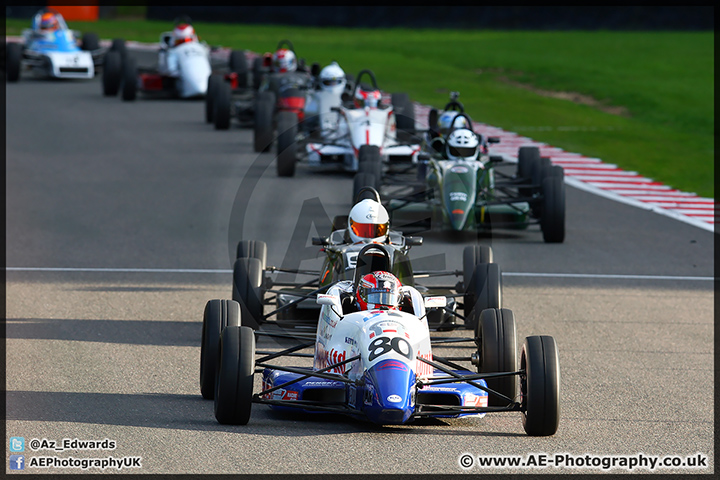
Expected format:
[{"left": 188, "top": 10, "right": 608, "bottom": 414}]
[{"left": 6, "top": 390, "right": 524, "bottom": 437}]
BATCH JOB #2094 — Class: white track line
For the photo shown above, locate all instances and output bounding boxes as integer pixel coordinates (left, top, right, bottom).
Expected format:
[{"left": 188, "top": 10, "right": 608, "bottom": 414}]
[{"left": 3, "top": 267, "right": 712, "bottom": 281}]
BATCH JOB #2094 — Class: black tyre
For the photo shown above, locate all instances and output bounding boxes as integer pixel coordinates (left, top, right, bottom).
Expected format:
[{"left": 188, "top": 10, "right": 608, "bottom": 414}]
[
  {"left": 200, "top": 299, "right": 241, "bottom": 399},
  {"left": 517, "top": 146, "right": 540, "bottom": 197},
  {"left": 81, "top": 32, "right": 100, "bottom": 51},
  {"left": 464, "top": 263, "right": 502, "bottom": 330},
  {"left": 213, "top": 81, "right": 231, "bottom": 130},
  {"left": 358, "top": 145, "right": 382, "bottom": 184},
  {"left": 110, "top": 38, "right": 127, "bottom": 58},
  {"left": 205, "top": 74, "right": 222, "bottom": 123},
  {"left": 476, "top": 308, "right": 518, "bottom": 406},
  {"left": 462, "top": 245, "right": 493, "bottom": 292},
  {"left": 7, "top": 42, "right": 22, "bottom": 82},
  {"left": 214, "top": 325, "right": 255, "bottom": 425},
  {"left": 276, "top": 111, "right": 298, "bottom": 177},
  {"left": 229, "top": 50, "right": 248, "bottom": 89},
  {"left": 253, "top": 91, "right": 275, "bottom": 152},
  {"left": 121, "top": 56, "right": 137, "bottom": 101},
  {"left": 530, "top": 156, "right": 551, "bottom": 217},
  {"left": 521, "top": 335, "right": 560, "bottom": 436},
  {"left": 392, "top": 92, "right": 415, "bottom": 142},
  {"left": 252, "top": 56, "right": 263, "bottom": 90},
  {"left": 232, "top": 258, "right": 264, "bottom": 330},
  {"left": 102, "top": 50, "right": 122, "bottom": 96},
  {"left": 236, "top": 240, "right": 268, "bottom": 270},
  {"left": 540, "top": 174, "right": 566, "bottom": 243},
  {"left": 353, "top": 173, "right": 377, "bottom": 204},
  {"left": 428, "top": 108, "right": 438, "bottom": 132},
  {"left": 332, "top": 215, "right": 348, "bottom": 231}
]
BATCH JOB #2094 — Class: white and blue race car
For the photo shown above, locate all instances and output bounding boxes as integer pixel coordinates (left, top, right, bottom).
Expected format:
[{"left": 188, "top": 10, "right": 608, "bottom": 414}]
[
  {"left": 200, "top": 243, "right": 561, "bottom": 436},
  {"left": 6, "top": 8, "right": 121, "bottom": 82}
]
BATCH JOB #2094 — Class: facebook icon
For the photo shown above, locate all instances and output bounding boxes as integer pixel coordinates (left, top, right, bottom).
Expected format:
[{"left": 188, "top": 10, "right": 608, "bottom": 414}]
[{"left": 9, "top": 455, "right": 25, "bottom": 470}]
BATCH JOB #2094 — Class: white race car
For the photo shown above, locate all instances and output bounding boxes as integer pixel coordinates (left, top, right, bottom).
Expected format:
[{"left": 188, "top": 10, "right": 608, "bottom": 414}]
[
  {"left": 274, "top": 69, "right": 421, "bottom": 177},
  {"left": 6, "top": 8, "right": 119, "bottom": 82},
  {"left": 102, "top": 19, "right": 213, "bottom": 100}
]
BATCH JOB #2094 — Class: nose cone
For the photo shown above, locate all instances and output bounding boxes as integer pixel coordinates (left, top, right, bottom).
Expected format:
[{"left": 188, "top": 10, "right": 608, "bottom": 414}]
[
  {"left": 364, "top": 359, "right": 415, "bottom": 425},
  {"left": 180, "top": 59, "right": 211, "bottom": 97}
]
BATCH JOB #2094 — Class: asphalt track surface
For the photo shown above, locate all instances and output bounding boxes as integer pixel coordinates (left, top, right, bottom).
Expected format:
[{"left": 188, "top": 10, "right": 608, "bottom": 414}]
[{"left": 5, "top": 52, "right": 714, "bottom": 475}]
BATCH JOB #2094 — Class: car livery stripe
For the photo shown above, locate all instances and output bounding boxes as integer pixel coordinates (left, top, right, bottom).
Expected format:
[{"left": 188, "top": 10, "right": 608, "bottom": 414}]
[{"left": 413, "top": 103, "right": 714, "bottom": 232}]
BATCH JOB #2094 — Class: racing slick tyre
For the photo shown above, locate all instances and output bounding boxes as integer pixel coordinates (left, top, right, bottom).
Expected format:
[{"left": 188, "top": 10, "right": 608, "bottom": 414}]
[
  {"left": 232, "top": 258, "right": 264, "bottom": 330},
  {"left": 102, "top": 50, "right": 122, "bottom": 96},
  {"left": 213, "top": 81, "right": 232, "bottom": 130},
  {"left": 517, "top": 146, "right": 540, "bottom": 198},
  {"left": 540, "top": 173, "right": 565, "bottom": 243},
  {"left": 464, "top": 263, "right": 502, "bottom": 330},
  {"left": 7, "top": 42, "right": 22, "bottom": 82},
  {"left": 428, "top": 109, "right": 439, "bottom": 134},
  {"left": 332, "top": 215, "right": 348, "bottom": 231},
  {"left": 463, "top": 245, "right": 494, "bottom": 292},
  {"left": 110, "top": 38, "right": 127, "bottom": 58},
  {"left": 121, "top": 56, "right": 137, "bottom": 101},
  {"left": 254, "top": 91, "right": 276, "bottom": 152},
  {"left": 476, "top": 308, "right": 518, "bottom": 406},
  {"left": 205, "top": 73, "right": 222, "bottom": 123},
  {"left": 521, "top": 335, "right": 560, "bottom": 436},
  {"left": 214, "top": 325, "right": 255, "bottom": 425},
  {"left": 353, "top": 173, "right": 377, "bottom": 204},
  {"left": 81, "top": 32, "right": 100, "bottom": 51},
  {"left": 392, "top": 92, "right": 415, "bottom": 142},
  {"left": 229, "top": 50, "right": 248, "bottom": 89},
  {"left": 252, "top": 56, "right": 264, "bottom": 90},
  {"left": 276, "top": 111, "right": 298, "bottom": 177},
  {"left": 200, "top": 299, "right": 241, "bottom": 399},
  {"left": 530, "top": 156, "right": 552, "bottom": 217},
  {"left": 236, "top": 240, "right": 268, "bottom": 270},
  {"left": 358, "top": 145, "right": 382, "bottom": 185}
]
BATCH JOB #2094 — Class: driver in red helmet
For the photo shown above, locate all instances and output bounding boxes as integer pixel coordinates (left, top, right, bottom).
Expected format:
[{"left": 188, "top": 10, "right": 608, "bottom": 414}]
[{"left": 356, "top": 271, "right": 403, "bottom": 311}]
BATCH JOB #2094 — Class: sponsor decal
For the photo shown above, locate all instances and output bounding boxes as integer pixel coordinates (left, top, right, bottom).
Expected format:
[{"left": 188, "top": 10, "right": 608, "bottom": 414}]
[
  {"left": 416, "top": 352, "right": 434, "bottom": 377},
  {"left": 318, "top": 347, "right": 347, "bottom": 373},
  {"left": 269, "top": 388, "right": 299, "bottom": 401},
  {"left": 377, "top": 360, "right": 408, "bottom": 371},
  {"left": 449, "top": 191, "right": 468, "bottom": 202},
  {"left": 387, "top": 394, "right": 402, "bottom": 403},
  {"left": 345, "top": 336, "right": 356, "bottom": 346},
  {"left": 464, "top": 392, "right": 488, "bottom": 407},
  {"left": 450, "top": 165, "right": 469, "bottom": 173}
]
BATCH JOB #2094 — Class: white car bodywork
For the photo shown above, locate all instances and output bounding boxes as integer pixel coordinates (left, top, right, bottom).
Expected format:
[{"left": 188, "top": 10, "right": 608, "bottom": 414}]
[
  {"left": 20, "top": 28, "right": 95, "bottom": 79},
  {"left": 156, "top": 33, "right": 211, "bottom": 98}
]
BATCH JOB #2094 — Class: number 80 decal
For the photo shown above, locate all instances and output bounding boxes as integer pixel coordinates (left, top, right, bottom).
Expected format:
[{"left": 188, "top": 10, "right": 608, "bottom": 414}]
[{"left": 368, "top": 336, "right": 413, "bottom": 362}]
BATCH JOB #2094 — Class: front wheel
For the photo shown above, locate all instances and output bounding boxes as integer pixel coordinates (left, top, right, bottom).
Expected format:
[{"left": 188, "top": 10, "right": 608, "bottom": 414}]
[
  {"left": 232, "top": 258, "right": 264, "bottom": 329},
  {"left": 214, "top": 325, "right": 255, "bottom": 425},
  {"left": 7, "top": 42, "right": 22, "bottom": 82},
  {"left": 253, "top": 91, "right": 275, "bottom": 152},
  {"left": 102, "top": 50, "right": 122, "bottom": 96},
  {"left": 81, "top": 32, "right": 100, "bottom": 51},
  {"left": 200, "top": 299, "right": 241, "bottom": 399},
  {"left": 464, "top": 263, "right": 502, "bottom": 330},
  {"left": 540, "top": 173, "right": 565, "bottom": 243},
  {"left": 236, "top": 240, "right": 268, "bottom": 269},
  {"left": 521, "top": 335, "right": 560, "bottom": 436},
  {"left": 276, "top": 111, "right": 298, "bottom": 177},
  {"left": 121, "top": 56, "right": 137, "bottom": 101},
  {"left": 476, "top": 308, "right": 517, "bottom": 406},
  {"left": 213, "top": 81, "right": 231, "bottom": 130},
  {"left": 205, "top": 74, "right": 222, "bottom": 123}
]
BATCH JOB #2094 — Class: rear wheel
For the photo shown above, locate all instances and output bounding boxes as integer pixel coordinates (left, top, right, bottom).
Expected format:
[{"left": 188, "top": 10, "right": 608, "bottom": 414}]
[
  {"left": 358, "top": 145, "right": 382, "bottom": 185},
  {"left": 200, "top": 299, "right": 241, "bottom": 399},
  {"left": 252, "top": 56, "right": 264, "bottom": 90},
  {"left": 476, "top": 308, "right": 517, "bottom": 406},
  {"left": 521, "top": 335, "right": 560, "bottom": 436},
  {"left": 254, "top": 91, "right": 275, "bottom": 152},
  {"left": 276, "top": 111, "right": 298, "bottom": 177},
  {"left": 463, "top": 245, "right": 493, "bottom": 292},
  {"left": 7, "top": 42, "right": 22, "bottom": 82},
  {"left": 517, "top": 146, "right": 540, "bottom": 198},
  {"left": 232, "top": 258, "right": 264, "bottom": 330},
  {"left": 121, "top": 56, "right": 137, "bottom": 101},
  {"left": 214, "top": 325, "right": 255, "bottom": 425},
  {"left": 530, "top": 156, "right": 551, "bottom": 217},
  {"left": 213, "top": 81, "right": 231, "bottom": 130},
  {"left": 236, "top": 240, "right": 268, "bottom": 269},
  {"left": 110, "top": 38, "right": 127, "bottom": 58},
  {"left": 540, "top": 173, "right": 565, "bottom": 243},
  {"left": 353, "top": 173, "right": 377, "bottom": 204},
  {"left": 464, "top": 263, "right": 502, "bottom": 330},
  {"left": 392, "top": 92, "right": 415, "bottom": 142},
  {"left": 102, "top": 50, "right": 122, "bottom": 96},
  {"left": 205, "top": 74, "right": 222, "bottom": 123},
  {"left": 229, "top": 50, "right": 248, "bottom": 89},
  {"left": 81, "top": 32, "right": 100, "bottom": 51}
]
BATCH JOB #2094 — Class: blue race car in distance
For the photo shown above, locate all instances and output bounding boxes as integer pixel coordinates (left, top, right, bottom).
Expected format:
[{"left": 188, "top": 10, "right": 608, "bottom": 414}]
[{"left": 6, "top": 8, "right": 124, "bottom": 82}]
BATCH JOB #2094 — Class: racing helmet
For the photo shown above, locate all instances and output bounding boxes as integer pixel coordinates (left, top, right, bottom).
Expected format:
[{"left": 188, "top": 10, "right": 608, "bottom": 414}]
[
  {"left": 354, "top": 85, "right": 382, "bottom": 108},
  {"left": 348, "top": 199, "right": 389, "bottom": 244},
  {"left": 446, "top": 128, "right": 480, "bottom": 161},
  {"left": 356, "top": 271, "right": 402, "bottom": 311},
  {"left": 319, "top": 61, "right": 346, "bottom": 95},
  {"left": 438, "top": 111, "right": 468, "bottom": 137},
  {"left": 172, "top": 23, "right": 197, "bottom": 46},
  {"left": 272, "top": 48, "right": 297, "bottom": 73},
  {"left": 39, "top": 12, "right": 59, "bottom": 31}
]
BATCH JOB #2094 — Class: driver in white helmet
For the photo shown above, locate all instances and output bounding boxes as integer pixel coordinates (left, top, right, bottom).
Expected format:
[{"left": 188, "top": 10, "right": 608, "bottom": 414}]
[
  {"left": 318, "top": 61, "right": 346, "bottom": 95},
  {"left": 347, "top": 198, "right": 390, "bottom": 244},
  {"left": 445, "top": 128, "right": 488, "bottom": 162},
  {"left": 160, "top": 21, "right": 200, "bottom": 77},
  {"left": 272, "top": 48, "right": 297, "bottom": 73}
]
